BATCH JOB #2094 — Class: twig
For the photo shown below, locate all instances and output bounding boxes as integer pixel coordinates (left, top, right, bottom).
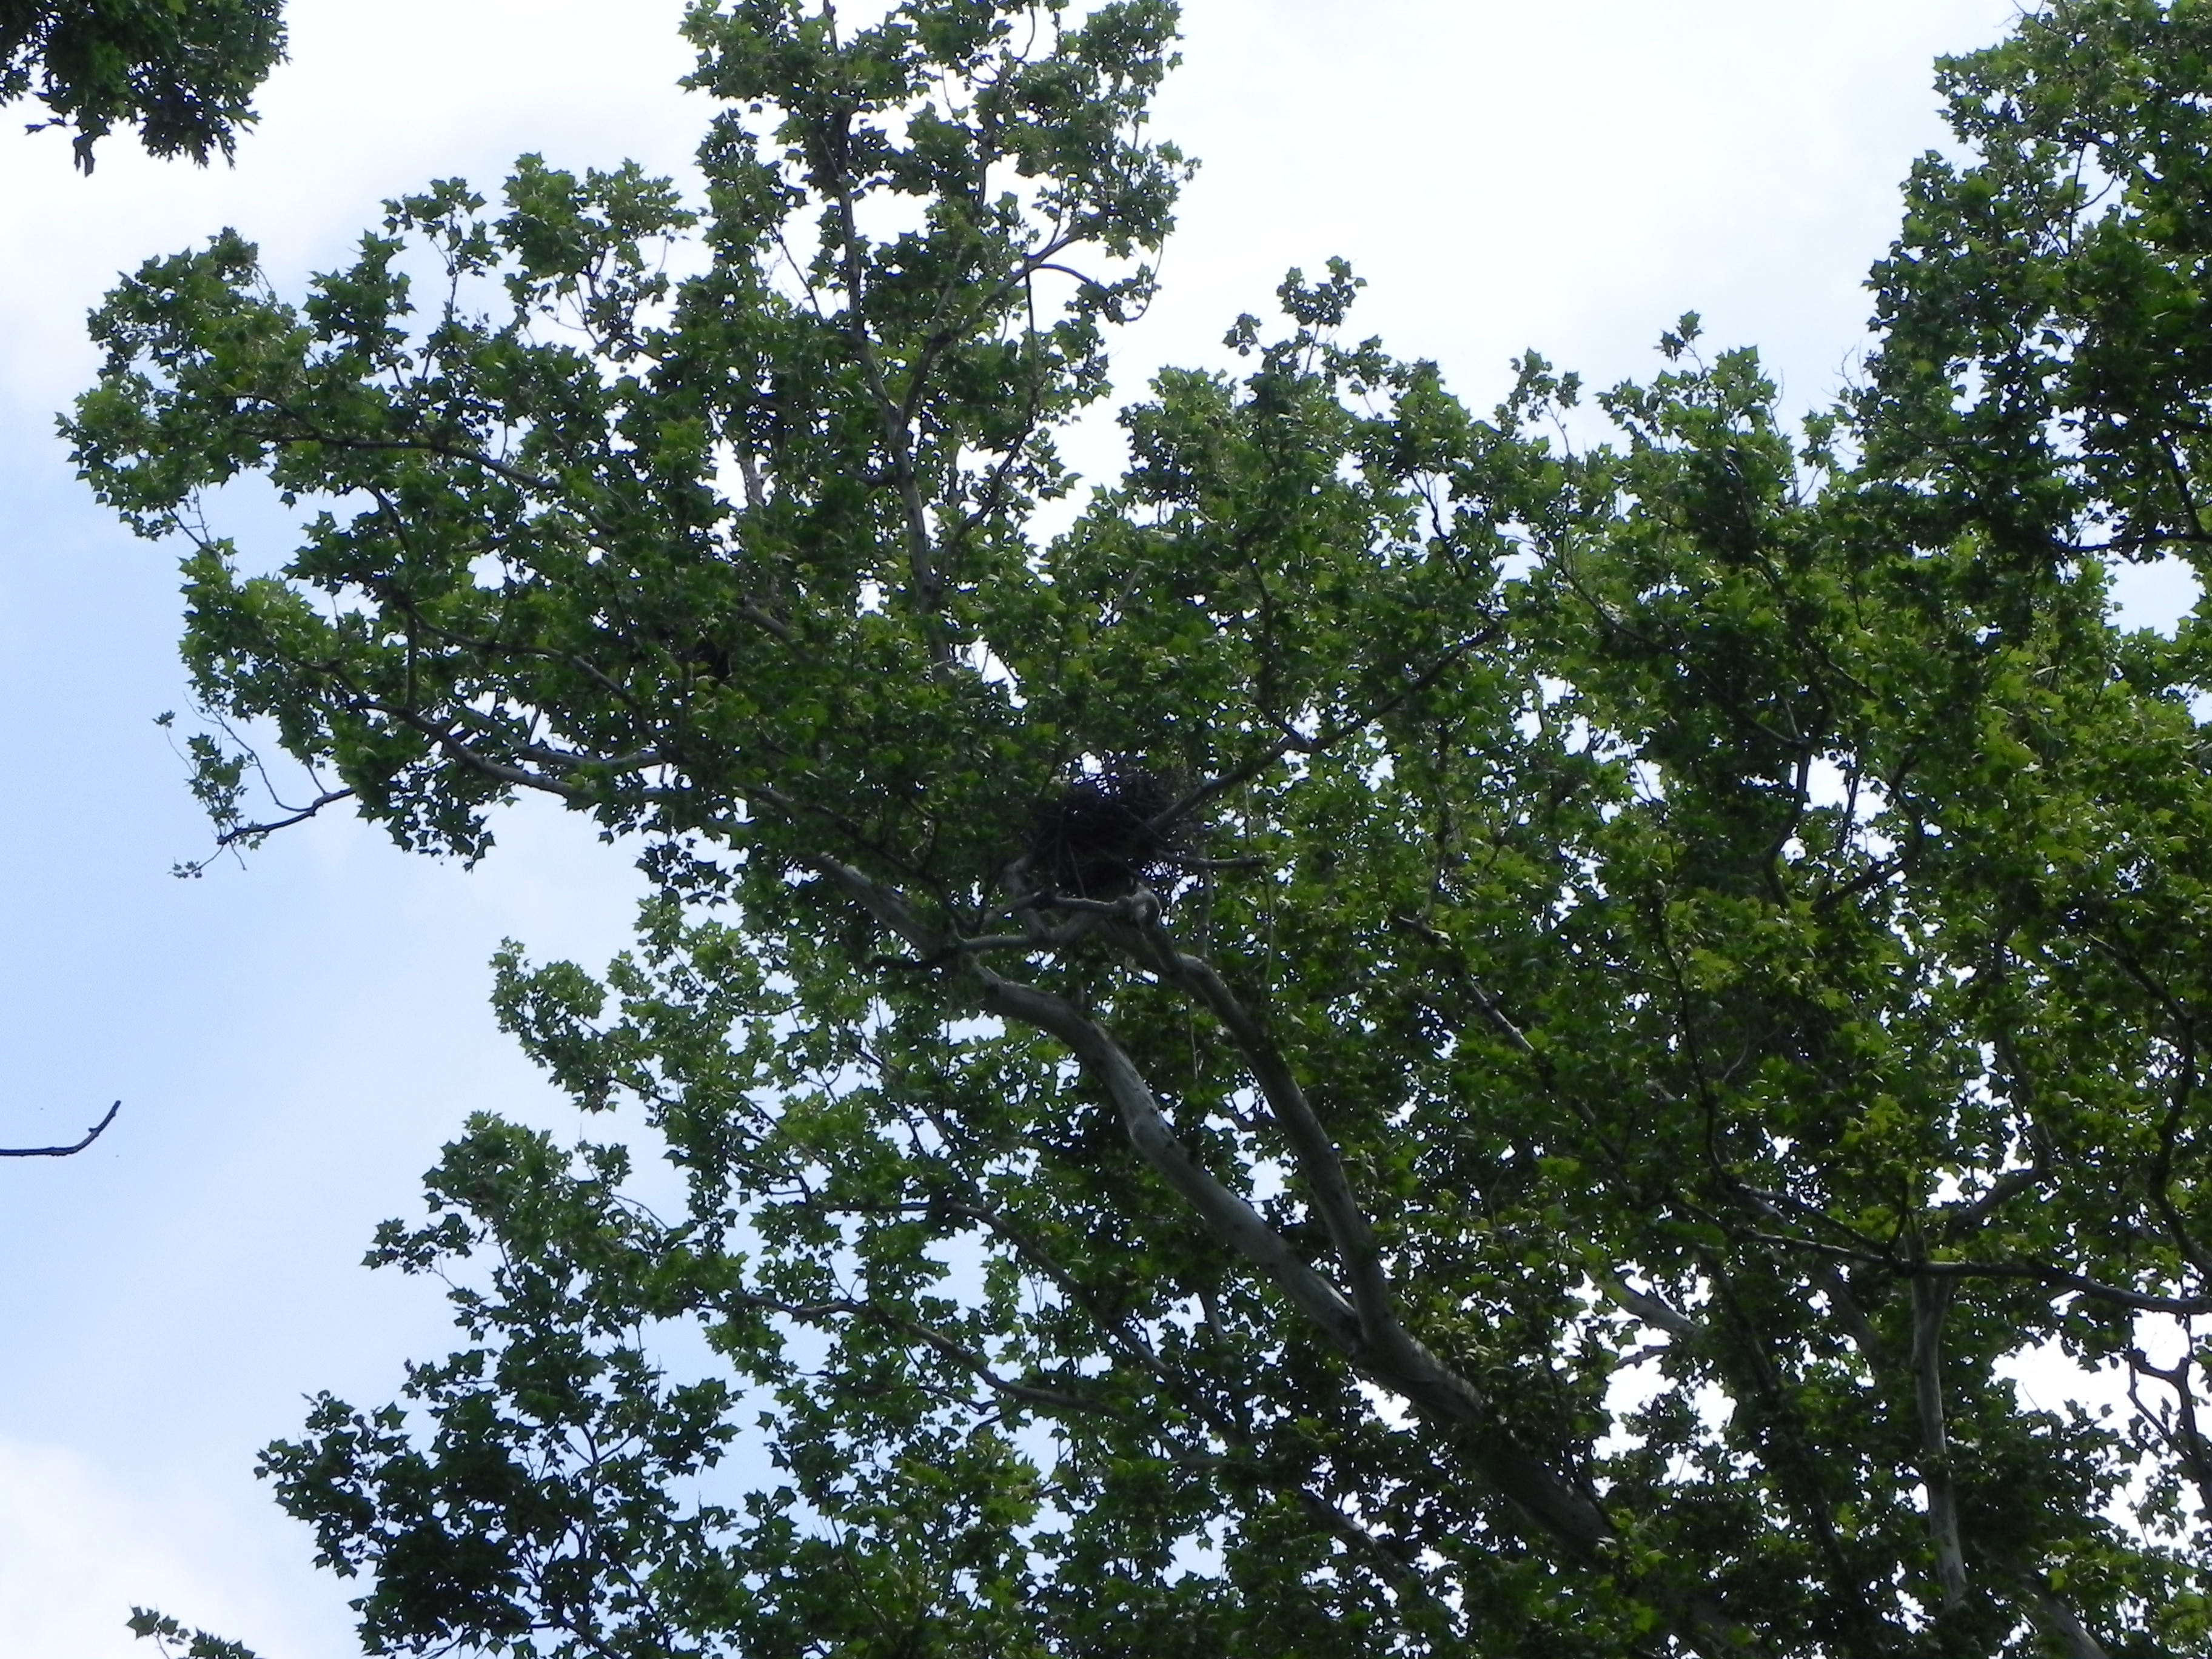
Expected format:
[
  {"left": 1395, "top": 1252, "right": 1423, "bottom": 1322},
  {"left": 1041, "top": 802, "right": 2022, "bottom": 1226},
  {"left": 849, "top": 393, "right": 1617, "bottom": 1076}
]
[{"left": 0, "top": 1101, "right": 121, "bottom": 1158}]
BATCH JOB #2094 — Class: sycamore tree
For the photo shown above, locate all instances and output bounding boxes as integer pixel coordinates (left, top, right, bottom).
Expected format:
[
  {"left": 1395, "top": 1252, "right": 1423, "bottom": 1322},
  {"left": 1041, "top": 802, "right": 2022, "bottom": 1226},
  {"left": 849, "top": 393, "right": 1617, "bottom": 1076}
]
[{"left": 69, "top": 0, "right": 2212, "bottom": 1653}]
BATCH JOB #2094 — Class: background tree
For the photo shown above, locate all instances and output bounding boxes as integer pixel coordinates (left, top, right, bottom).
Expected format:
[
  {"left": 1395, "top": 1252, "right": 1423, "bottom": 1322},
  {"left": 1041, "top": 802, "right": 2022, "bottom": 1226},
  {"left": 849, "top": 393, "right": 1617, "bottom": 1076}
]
[
  {"left": 71, "top": 0, "right": 2212, "bottom": 1652},
  {"left": 1, "top": 0, "right": 284, "bottom": 170}
]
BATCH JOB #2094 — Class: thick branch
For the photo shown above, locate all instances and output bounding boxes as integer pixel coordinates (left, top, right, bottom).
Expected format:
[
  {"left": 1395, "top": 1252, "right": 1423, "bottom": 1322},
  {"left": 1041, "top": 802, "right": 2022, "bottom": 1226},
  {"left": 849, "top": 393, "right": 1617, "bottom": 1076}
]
[
  {"left": 1595, "top": 1269, "right": 1703, "bottom": 1341},
  {"left": 1909, "top": 1274, "right": 1968, "bottom": 1615},
  {"left": 2005, "top": 1566, "right": 2112, "bottom": 1659},
  {"left": 958, "top": 960, "right": 1723, "bottom": 1634},
  {"left": 1111, "top": 910, "right": 1404, "bottom": 1355},
  {"left": 1808, "top": 1261, "right": 1885, "bottom": 1372},
  {"left": 968, "top": 963, "right": 1369, "bottom": 1353}
]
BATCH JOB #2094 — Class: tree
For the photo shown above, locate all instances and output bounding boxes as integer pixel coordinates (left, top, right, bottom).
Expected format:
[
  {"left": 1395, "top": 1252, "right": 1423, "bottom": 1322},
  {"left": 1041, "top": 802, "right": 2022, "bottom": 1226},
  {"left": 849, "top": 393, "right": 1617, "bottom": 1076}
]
[
  {"left": 2, "top": 0, "right": 285, "bottom": 170},
  {"left": 69, "top": 0, "right": 2212, "bottom": 1652}
]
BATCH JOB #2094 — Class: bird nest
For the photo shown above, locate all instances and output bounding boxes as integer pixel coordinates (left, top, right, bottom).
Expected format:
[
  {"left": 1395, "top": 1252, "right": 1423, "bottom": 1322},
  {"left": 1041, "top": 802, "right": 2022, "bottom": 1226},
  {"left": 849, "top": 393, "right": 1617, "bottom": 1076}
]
[{"left": 1026, "top": 759, "right": 1196, "bottom": 901}]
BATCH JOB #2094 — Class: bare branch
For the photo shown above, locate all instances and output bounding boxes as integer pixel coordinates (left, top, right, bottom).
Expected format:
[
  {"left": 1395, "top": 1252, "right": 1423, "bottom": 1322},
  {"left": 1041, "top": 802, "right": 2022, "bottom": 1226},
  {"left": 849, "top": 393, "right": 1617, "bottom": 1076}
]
[
  {"left": 1595, "top": 1269, "right": 1703, "bottom": 1341},
  {"left": 213, "top": 788, "right": 357, "bottom": 849},
  {"left": 0, "top": 1101, "right": 120, "bottom": 1159}
]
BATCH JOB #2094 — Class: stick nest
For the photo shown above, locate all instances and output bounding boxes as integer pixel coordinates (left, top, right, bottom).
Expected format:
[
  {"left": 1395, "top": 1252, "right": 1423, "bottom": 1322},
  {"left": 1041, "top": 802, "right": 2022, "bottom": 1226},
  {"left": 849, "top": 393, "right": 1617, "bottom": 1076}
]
[{"left": 1027, "top": 760, "right": 1195, "bottom": 900}]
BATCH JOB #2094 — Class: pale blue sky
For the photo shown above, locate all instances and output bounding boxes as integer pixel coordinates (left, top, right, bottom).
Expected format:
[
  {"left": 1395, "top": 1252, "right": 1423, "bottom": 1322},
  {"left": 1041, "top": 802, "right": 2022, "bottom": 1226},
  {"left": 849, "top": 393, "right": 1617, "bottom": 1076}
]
[{"left": 0, "top": 2, "right": 2070, "bottom": 1651}]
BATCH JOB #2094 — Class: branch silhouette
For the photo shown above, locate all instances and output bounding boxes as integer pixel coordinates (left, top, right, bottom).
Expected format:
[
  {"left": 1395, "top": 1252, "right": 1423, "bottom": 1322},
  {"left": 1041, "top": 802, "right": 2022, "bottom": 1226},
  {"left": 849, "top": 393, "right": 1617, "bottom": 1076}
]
[{"left": 0, "top": 1100, "right": 120, "bottom": 1158}]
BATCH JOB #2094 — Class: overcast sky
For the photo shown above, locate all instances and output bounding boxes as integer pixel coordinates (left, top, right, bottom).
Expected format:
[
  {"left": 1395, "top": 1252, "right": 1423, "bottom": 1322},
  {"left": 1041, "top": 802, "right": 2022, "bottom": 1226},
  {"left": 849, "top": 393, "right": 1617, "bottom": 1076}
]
[{"left": 0, "top": 2, "right": 2052, "bottom": 1652}]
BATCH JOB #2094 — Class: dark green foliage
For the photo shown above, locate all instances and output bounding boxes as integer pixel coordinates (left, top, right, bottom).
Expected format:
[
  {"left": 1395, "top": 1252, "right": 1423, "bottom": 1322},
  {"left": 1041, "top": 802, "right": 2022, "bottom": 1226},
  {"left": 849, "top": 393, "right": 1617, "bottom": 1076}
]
[
  {"left": 129, "top": 1607, "right": 264, "bottom": 1659},
  {"left": 77, "top": 1, "right": 2212, "bottom": 1653},
  {"left": 1, "top": 0, "right": 284, "bottom": 169}
]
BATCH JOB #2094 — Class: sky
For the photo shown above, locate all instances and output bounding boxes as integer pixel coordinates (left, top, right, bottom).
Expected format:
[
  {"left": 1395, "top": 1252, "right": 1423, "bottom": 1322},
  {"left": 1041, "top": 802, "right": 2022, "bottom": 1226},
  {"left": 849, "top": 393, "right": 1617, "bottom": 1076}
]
[{"left": 0, "top": 1, "right": 2069, "bottom": 1652}]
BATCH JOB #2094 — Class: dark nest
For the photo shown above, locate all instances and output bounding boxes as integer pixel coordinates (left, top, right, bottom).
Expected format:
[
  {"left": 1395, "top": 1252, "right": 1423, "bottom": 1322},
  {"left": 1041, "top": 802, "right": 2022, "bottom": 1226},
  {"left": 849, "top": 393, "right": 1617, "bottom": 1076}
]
[{"left": 1027, "top": 759, "right": 1196, "bottom": 900}]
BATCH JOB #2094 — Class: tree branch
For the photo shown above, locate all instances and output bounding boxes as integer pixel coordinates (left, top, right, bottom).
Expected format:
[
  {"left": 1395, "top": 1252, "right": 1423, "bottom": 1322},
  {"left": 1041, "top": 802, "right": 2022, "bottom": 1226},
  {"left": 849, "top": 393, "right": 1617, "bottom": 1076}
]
[
  {"left": 2125, "top": 1346, "right": 2212, "bottom": 1523},
  {"left": 1146, "top": 630, "right": 1497, "bottom": 837},
  {"left": 1110, "top": 908, "right": 1405, "bottom": 1356},
  {"left": 0, "top": 1101, "right": 120, "bottom": 1158},
  {"left": 967, "top": 962, "right": 1369, "bottom": 1352},
  {"left": 1909, "top": 1273, "right": 1968, "bottom": 1614},
  {"left": 817, "top": 859, "right": 1751, "bottom": 1654},
  {"left": 1999, "top": 1561, "right": 2113, "bottom": 1659},
  {"left": 1594, "top": 1269, "right": 1703, "bottom": 1341},
  {"left": 212, "top": 788, "right": 357, "bottom": 849},
  {"left": 1740, "top": 1227, "right": 2212, "bottom": 1315}
]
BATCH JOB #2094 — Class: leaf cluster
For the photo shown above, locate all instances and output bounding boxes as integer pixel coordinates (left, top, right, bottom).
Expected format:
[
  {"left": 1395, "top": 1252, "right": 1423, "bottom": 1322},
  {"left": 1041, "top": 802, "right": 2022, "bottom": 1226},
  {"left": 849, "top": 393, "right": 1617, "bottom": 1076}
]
[{"left": 1, "top": 0, "right": 285, "bottom": 169}]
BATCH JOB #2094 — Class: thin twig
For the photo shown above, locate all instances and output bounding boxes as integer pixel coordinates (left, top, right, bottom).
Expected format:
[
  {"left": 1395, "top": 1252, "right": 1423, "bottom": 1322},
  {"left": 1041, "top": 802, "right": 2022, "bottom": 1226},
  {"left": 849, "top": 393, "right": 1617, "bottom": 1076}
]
[{"left": 0, "top": 1101, "right": 121, "bottom": 1159}]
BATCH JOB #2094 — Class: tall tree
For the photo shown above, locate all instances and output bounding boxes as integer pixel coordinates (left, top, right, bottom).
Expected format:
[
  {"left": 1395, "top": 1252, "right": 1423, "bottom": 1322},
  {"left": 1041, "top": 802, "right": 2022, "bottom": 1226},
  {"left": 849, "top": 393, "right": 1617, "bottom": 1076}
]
[{"left": 73, "top": 0, "right": 2212, "bottom": 1652}]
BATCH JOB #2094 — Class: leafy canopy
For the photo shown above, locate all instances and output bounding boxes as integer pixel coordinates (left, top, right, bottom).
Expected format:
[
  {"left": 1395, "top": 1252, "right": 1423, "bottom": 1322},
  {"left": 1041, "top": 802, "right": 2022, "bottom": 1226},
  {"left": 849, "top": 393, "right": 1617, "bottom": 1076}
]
[
  {"left": 2, "top": 0, "right": 285, "bottom": 170},
  {"left": 72, "top": 0, "right": 2212, "bottom": 1654}
]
